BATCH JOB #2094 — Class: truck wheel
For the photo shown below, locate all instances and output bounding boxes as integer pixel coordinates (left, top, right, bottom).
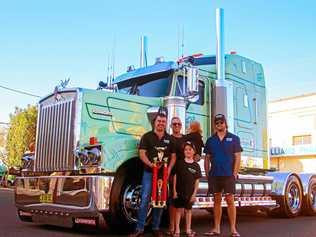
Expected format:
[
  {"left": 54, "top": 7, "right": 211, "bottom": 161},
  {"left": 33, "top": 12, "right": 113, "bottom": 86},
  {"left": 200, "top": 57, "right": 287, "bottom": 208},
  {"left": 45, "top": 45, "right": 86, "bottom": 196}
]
[
  {"left": 278, "top": 175, "right": 303, "bottom": 217},
  {"left": 303, "top": 177, "right": 316, "bottom": 215},
  {"left": 107, "top": 160, "right": 151, "bottom": 232}
]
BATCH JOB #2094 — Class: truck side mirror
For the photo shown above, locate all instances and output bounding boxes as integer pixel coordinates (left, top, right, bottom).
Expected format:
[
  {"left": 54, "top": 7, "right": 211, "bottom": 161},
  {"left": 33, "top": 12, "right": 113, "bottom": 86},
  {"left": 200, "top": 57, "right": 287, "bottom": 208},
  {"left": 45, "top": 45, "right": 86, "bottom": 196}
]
[
  {"left": 98, "top": 81, "right": 107, "bottom": 90},
  {"left": 186, "top": 67, "right": 199, "bottom": 102}
]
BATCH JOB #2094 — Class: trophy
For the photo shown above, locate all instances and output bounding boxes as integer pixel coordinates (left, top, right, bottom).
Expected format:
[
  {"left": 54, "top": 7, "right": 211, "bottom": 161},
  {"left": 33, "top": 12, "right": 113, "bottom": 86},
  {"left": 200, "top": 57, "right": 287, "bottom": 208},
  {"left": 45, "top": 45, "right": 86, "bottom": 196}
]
[{"left": 151, "top": 147, "right": 168, "bottom": 208}]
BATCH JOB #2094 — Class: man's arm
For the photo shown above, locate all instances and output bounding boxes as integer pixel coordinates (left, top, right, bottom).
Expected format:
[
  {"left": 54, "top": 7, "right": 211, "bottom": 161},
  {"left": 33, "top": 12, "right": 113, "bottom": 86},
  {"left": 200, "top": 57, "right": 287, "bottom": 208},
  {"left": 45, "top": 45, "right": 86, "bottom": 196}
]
[
  {"left": 233, "top": 152, "right": 241, "bottom": 179},
  {"left": 139, "top": 149, "right": 153, "bottom": 168},
  {"left": 204, "top": 154, "right": 211, "bottom": 178},
  {"left": 168, "top": 153, "right": 176, "bottom": 176}
]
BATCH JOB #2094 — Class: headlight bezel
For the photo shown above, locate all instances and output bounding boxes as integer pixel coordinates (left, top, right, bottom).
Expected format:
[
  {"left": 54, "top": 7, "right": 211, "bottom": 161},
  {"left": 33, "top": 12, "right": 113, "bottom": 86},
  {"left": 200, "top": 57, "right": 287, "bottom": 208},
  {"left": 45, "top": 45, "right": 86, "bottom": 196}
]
[{"left": 74, "top": 145, "right": 102, "bottom": 168}]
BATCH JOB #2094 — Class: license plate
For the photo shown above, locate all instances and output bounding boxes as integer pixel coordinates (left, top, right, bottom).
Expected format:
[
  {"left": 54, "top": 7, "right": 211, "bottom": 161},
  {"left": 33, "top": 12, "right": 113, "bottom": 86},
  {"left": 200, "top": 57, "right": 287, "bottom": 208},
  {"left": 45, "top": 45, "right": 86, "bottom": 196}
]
[{"left": 39, "top": 194, "right": 53, "bottom": 203}]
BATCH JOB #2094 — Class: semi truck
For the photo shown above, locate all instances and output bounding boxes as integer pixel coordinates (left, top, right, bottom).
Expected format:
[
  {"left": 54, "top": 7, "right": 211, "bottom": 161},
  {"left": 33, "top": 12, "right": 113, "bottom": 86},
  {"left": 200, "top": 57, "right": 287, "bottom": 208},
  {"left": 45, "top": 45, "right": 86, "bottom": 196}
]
[{"left": 14, "top": 8, "right": 316, "bottom": 231}]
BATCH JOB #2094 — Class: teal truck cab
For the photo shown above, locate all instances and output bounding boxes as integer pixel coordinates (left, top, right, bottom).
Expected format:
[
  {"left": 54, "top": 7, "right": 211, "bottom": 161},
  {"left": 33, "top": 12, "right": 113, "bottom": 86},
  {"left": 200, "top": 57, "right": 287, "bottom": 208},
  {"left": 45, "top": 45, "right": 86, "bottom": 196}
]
[{"left": 15, "top": 8, "right": 316, "bottom": 231}]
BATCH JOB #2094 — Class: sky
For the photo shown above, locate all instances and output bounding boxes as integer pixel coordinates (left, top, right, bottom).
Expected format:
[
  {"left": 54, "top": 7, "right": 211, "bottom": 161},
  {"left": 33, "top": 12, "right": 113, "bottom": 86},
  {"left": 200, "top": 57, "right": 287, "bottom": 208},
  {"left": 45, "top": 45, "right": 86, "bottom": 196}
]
[{"left": 0, "top": 0, "right": 316, "bottom": 123}]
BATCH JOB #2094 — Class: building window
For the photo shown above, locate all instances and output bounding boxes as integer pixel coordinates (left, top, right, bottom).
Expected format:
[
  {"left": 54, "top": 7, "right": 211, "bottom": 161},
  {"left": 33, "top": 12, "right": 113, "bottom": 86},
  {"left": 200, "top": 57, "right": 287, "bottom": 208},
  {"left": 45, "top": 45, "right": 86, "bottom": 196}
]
[{"left": 292, "top": 135, "right": 312, "bottom": 145}]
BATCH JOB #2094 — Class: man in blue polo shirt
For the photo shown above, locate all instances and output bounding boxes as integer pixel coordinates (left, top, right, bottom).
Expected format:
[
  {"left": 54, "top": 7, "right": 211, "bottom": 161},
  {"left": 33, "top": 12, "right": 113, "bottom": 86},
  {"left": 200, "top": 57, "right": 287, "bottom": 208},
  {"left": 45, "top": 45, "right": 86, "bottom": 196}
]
[{"left": 203, "top": 114, "right": 242, "bottom": 237}]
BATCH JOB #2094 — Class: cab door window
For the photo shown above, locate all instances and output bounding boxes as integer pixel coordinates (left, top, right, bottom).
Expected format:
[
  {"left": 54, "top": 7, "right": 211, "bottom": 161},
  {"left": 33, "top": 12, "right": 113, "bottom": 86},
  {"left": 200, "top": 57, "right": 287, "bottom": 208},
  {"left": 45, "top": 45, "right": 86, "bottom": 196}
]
[{"left": 175, "top": 76, "right": 205, "bottom": 105}]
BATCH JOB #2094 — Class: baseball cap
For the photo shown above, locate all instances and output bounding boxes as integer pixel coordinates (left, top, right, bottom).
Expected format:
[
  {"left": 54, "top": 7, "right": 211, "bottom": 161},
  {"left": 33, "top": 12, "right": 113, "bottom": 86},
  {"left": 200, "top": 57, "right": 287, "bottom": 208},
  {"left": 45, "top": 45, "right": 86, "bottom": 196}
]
[{"left": 214, "top": 114, "right": 226, "bottom": 123}]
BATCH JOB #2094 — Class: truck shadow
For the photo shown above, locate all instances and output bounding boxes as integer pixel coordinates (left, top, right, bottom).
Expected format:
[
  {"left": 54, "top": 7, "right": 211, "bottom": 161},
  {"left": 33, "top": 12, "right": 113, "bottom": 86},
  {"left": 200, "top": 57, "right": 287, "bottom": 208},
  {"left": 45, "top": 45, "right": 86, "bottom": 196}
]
[{"left": 35, "top": 209, "right": 270, "bottom": 236}]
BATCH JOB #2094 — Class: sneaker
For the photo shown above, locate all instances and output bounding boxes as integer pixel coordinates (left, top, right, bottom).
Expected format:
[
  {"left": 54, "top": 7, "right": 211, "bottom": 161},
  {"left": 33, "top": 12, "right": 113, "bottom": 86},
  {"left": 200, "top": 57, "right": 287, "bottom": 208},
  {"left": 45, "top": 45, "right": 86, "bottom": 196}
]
[{"left": 129, "top": 230, "right": 144, "bottom": 237}]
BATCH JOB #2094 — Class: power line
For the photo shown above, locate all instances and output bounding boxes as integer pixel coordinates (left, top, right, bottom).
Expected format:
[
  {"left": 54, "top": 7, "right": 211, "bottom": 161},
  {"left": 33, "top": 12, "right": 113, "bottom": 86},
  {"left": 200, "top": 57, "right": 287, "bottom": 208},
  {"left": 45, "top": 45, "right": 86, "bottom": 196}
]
[{"left": 0, "top": 84, "right": 41, "bottom": 98}]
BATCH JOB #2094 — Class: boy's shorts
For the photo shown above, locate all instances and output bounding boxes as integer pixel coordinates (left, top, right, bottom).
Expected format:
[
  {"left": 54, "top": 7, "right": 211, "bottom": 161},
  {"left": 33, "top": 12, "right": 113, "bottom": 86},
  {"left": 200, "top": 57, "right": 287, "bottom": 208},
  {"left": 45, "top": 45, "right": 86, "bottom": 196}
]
[{"left": 173, "top": 196, "right": 194, "bottom": 210}]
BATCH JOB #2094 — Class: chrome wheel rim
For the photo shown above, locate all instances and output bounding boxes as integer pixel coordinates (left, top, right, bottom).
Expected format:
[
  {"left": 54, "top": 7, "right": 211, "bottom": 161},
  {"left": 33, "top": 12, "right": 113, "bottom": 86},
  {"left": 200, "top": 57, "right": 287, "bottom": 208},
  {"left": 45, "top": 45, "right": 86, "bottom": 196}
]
[
  {"left": 122, "top": 184, "right": 152, "bottom": 223},
  {"left": 310, "top": 183, "right": 316, "bottom": 210},
  {"left": 287, "top": 182, "right": 301, "bottom": 213}
]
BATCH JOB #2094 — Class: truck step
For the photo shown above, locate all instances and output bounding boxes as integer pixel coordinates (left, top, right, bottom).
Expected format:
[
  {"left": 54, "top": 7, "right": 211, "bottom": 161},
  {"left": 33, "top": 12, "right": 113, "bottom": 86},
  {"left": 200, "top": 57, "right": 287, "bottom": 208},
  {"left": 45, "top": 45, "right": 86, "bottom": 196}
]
[{"left": 193, "top": 196, "right": 276, "bottom": 208}]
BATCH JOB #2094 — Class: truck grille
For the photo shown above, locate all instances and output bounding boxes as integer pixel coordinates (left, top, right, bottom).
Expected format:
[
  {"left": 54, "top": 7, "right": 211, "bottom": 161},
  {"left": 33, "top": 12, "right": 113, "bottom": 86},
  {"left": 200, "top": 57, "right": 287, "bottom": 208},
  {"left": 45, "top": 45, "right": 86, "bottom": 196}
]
[{"left": 35, "top": 97, "right": 76, "bottom": 172}]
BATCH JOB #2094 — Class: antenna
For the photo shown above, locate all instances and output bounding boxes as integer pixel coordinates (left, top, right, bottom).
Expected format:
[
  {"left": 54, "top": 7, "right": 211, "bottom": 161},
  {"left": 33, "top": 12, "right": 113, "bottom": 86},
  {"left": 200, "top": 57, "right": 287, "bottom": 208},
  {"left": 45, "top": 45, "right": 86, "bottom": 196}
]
[
  {"left": 111, "top": 37, "right": 116, "bottom": 85},
  {"left": 177, "top": 25, "right": 180, "bottom": 60},
  {"left": 140, "top": 36, "right": 148, "bottom": 67},
  {"left": 106, "top": 53, "right": 110, "bottom": 86},
  {"left": 181, "top": 26, "right": 184, "bottom": 59}
]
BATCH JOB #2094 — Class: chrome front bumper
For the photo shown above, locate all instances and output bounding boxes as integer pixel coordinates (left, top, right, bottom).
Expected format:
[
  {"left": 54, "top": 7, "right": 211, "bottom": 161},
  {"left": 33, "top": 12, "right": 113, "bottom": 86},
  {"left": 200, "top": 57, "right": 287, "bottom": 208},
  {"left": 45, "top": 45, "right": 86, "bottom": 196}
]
[{"left": 15, "top": 175, "right": 114, "bottom": 215}]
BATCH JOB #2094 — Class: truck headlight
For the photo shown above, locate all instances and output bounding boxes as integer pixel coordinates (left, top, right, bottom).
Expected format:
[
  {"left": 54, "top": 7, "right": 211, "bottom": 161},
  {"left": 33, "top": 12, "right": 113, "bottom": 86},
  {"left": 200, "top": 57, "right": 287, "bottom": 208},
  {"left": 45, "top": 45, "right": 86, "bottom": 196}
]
[
  {"left": 87, "top": 147, "right": 101, "bottom": 164},
  {"left": 74, "top": 146, "right": 102, "bottom": 168},
  {"left": 75, "top": 149, "right": 89, "bottom": 166}
]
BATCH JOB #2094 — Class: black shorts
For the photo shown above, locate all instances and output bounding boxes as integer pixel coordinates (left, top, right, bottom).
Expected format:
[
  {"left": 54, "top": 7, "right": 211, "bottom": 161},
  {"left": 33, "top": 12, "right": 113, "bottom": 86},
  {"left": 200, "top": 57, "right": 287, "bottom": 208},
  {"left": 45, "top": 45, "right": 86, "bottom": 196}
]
[
  {"left": 208, "top": 176, "right": 235, "bottom": 195},
  {"left": 173, "top": 196, "right": 193, "bottom": 210}
]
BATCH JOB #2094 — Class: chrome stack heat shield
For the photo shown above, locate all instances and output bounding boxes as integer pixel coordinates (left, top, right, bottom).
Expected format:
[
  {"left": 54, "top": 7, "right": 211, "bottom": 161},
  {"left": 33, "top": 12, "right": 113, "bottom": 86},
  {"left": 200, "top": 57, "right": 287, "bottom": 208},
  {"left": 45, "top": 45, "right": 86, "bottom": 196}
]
[
  {"left": 214, "top": 8, "right": 234, "bottom": 132},
  {"left": 163, "top": 96, "right": 186, "bottom": 134}
]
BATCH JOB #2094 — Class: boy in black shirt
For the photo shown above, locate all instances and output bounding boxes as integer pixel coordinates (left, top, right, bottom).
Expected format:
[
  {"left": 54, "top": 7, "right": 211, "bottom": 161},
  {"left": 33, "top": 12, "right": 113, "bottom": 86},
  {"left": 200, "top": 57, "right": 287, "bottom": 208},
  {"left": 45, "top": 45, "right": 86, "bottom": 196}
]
[{"left": 173, "top": 141, "right": 202, "bottom": 237}]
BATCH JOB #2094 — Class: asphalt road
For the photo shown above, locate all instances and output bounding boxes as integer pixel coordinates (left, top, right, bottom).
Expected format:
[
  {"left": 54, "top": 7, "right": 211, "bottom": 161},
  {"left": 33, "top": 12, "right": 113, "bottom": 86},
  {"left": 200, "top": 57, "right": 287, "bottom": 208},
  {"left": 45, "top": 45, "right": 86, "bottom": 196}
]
[{"left": 1, "top": 189, "right": 316, "bottom": 237}]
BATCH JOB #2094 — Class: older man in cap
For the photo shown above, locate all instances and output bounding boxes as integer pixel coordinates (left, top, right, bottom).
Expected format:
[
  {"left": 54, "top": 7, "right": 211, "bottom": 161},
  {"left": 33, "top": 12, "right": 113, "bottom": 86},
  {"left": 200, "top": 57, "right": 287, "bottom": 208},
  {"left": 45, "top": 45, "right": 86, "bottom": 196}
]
[{"left": 203, "top": 114, "right": 242, "bottom": 237}]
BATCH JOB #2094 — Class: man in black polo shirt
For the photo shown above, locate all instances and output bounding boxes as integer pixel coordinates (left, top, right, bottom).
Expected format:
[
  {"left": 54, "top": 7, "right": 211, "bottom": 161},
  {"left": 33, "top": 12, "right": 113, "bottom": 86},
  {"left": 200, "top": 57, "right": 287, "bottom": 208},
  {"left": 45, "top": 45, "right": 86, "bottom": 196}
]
[
  {"left": 129, "top": 112, "right": 176, "bottom": 237},
  {"left": 203, "top": 114, "right": 242, "bottom": 237}
]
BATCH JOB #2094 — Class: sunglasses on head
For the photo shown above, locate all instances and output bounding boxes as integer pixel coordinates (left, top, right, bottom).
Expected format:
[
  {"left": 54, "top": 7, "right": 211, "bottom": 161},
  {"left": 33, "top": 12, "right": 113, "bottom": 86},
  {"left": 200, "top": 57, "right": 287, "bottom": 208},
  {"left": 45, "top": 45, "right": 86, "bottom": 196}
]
[{"left": 172, "top": 123, "right": 182, "bottom": 126}]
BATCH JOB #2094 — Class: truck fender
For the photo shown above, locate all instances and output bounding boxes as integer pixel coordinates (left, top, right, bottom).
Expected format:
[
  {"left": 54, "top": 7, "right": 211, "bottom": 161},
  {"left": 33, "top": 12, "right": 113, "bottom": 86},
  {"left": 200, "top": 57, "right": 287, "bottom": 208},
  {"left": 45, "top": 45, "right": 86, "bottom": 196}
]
[
  {"left": 267, "top": 171, "right": 305, "bottom": 217},
  {"left": 298, "top": 173, "right": 316, "bottom": 215},
  {"left": 297, "top": 173, "right": 316, "bottom": 196},
  {"left": 106, "top": 157, "right": 146, "bottom": 232},
  {"left": 101, "top": 135, "right": 139, "bottom": 172},
  {"left": 267, "top": 171, "right": 303, "bottom": 196}
]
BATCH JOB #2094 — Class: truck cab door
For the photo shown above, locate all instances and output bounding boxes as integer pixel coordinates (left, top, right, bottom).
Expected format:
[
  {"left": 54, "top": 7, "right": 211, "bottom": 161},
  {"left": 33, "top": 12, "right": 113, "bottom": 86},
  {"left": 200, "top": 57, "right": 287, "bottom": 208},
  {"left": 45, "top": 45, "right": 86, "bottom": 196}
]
[{"left": 174, "top": 75, "right": 210, "bottom": 140}]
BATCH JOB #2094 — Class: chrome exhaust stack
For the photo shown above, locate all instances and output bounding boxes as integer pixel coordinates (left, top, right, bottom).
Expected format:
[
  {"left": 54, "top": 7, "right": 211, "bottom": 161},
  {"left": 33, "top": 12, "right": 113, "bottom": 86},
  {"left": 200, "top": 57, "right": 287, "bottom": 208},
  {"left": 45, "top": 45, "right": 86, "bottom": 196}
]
[
  {"left": 216, "top": 8, "right": 225, "bottom": 86},
  {"left": 215, "top": 8, "right": 234, "bottom": 132},
  {"left": 163, "top": 96, "right": 186, "bottom": 135},
  {"left": 140, "top": 36, "right": 148, "bottom": 68}
]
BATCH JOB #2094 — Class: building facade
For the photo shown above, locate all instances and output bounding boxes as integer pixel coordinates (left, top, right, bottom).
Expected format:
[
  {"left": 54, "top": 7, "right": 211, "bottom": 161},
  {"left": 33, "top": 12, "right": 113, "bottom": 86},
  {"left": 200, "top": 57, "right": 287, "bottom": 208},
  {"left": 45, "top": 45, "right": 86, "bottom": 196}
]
[{"left": 269, "top": 93, "right": 316, "bottom": 173}]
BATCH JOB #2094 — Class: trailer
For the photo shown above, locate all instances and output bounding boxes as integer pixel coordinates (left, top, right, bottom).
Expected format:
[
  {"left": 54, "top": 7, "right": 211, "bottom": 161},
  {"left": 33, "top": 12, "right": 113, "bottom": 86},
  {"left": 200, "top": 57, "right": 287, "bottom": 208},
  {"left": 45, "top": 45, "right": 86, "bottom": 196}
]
[{"left": 14, "top": 8, "right": 316, "bottom": 231}]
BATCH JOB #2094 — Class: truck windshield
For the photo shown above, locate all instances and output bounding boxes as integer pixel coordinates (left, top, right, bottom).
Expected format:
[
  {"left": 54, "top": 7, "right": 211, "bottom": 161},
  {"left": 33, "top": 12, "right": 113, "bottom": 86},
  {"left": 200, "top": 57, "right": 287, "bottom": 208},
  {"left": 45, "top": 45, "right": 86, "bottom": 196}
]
[{"left": 117, "top": 73, "right": 172, "bottom": 97}]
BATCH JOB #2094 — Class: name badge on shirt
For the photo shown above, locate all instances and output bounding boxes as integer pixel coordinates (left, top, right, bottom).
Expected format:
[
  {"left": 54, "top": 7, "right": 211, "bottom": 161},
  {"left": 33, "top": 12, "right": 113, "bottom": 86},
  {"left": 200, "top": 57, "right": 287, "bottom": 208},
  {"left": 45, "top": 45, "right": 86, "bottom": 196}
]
[
  {"left": 164, "top": 139, "right": 170, "bottom": 144},
  {"left": 226, "top": 138, "right": 233, "bottom": 142}
]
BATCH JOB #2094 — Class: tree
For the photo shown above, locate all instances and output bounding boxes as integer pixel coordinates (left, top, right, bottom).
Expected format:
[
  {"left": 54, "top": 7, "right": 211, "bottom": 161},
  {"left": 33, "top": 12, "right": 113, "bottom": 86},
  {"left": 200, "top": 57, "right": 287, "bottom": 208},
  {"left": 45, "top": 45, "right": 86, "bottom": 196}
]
[
  {"left": 6, "top": 105, "right": 37, "bottom": 167},
  {"left": 0, "top": 126, "right": 9, "bottom": 175},
  {"left": 0, "top": 126, "right": 8, "bottom": 149}
]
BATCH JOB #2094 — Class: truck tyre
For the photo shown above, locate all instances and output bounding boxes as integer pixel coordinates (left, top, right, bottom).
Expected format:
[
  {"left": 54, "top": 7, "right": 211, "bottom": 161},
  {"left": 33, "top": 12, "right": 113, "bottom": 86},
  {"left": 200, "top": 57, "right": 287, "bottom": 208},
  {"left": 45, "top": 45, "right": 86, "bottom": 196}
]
[
  {"left": 278, "top": 175, "right": 303, "bottom": 217},
  {"left": 106, "top": 160, "right": 151, "bottom": 233},
  {"left": 303, "top": 177, "right": 316, "bottom": 215}
]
